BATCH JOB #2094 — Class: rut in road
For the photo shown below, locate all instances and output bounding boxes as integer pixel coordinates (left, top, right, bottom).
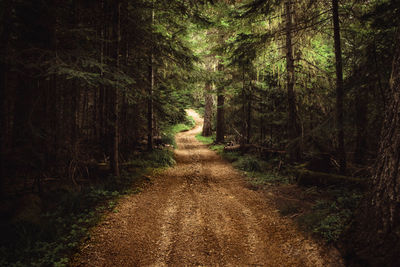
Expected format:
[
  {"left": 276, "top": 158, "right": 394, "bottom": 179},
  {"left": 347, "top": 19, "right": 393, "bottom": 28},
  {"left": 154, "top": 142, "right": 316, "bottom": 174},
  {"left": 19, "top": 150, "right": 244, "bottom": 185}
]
[{"left": 73, "top": 110, "right": 343, "bottom": 266}]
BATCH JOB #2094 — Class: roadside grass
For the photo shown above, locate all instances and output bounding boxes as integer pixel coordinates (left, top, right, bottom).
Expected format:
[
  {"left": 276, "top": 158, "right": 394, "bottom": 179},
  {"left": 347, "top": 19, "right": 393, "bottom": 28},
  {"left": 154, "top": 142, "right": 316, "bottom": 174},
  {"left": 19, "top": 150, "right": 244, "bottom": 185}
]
[
  {"left": 162, "top": 116, "right": 195, "bottom": 148},
  {"left": 195, "top": 133, "right": 215, "bottom": 145},
  {"left": 195, "top": 133, "right": 363, "bottom": 244},
  {"left": 195, "top": 134, "right": 290, "bottom": 186},
  {"left": 0, "top": 116, "right": 195, "bottom": 267}
]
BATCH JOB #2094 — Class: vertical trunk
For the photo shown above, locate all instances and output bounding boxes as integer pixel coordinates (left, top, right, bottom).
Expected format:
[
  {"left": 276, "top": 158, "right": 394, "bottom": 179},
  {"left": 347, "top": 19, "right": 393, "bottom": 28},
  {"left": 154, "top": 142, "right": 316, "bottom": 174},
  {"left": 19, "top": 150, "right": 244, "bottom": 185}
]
[
  {"left": 216, "top": 91, "right": 225, "bottom": 143},
  {"left": 216, "top": 63, "right": 225, "bottom": 143},
  {"left": 354, "top": 84, "right": 368, "bottom": 164},
  {"left": 285, "top": 0, "right": 300, "bottom": 162},
  {"left": 247, "top": 88, "right": 252, "bottom": 144},
  {"left": 347, "top": 26, "right": 400, "bottom": 267},
  {"left": 332, "top": 0, "right": 346, "bottom": 174},
  {"left": 0, "top": 0, "right": 12, "bottom": 192},
  {"left": 97, "top": 0, "right": 105, "bottom": 144},
  {"left": 147, "top": 7, "right": 154, "bottom": 151},
  {"left": 241, "top": 65, "right": 246, "bottom": 145},
  {"left": 202, "top": 81, "right": 213, "bottom": 136},
  {"left": 110, "top": 0, "right": 121, "bottom": 177}
]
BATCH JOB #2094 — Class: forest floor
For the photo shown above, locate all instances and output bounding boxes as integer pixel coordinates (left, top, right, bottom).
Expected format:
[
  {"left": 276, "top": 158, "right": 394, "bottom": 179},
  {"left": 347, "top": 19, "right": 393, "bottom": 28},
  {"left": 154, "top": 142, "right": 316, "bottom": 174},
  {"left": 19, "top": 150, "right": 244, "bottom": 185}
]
[{"left": 72, "top": 110, "right": 344, "bottom": 266}]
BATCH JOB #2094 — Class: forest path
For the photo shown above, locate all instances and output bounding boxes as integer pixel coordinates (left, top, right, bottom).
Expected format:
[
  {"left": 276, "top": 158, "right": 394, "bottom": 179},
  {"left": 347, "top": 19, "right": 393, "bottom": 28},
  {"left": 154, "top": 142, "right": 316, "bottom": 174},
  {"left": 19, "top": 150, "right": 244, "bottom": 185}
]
[{"left": 73, "top": 109, "right": 343, "bottom": 267}]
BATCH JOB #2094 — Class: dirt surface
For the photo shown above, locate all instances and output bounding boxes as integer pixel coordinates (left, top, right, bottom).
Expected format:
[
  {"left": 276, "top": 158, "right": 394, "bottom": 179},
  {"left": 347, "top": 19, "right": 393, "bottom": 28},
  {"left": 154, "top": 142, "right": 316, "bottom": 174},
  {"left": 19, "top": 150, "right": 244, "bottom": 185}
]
[{"left": 72, "top": 110, "right": 344, "bottom": 266}]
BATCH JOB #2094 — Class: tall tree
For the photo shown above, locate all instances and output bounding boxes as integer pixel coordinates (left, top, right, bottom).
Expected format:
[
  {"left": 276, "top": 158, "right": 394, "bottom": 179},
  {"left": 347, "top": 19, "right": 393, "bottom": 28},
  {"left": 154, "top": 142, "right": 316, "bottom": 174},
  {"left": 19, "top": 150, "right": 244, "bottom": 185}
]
[
  {"left": 216, "top": 62, "right": 225, "bottom": 143},
  {"left": 147, "top": 3, "right": 155, "bottom": 151},
  {"left": 202, "top": 80, "right": 213, "bottom": 136},
  {"left": 111, "top": 0, "right": 121, "bottom": 177},
  {"left": 332, "top": 0, "right": 346, "bottom": 174},
  {"left": 347, "top": 25, "right": 400, "bottom": 267},
  {"left": 0, "top": 0, "right": 13, "bottom": 193},
  {"left": 285, "top": 0, "right": 300, "bottom": 162}
]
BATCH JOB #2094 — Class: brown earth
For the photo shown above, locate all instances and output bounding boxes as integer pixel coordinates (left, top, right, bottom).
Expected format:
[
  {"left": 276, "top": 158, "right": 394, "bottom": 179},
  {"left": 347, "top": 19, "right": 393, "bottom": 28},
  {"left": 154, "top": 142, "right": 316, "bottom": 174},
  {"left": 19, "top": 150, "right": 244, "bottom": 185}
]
[{"left": 72, "top": 109, "right": 344, "bottom": 267}]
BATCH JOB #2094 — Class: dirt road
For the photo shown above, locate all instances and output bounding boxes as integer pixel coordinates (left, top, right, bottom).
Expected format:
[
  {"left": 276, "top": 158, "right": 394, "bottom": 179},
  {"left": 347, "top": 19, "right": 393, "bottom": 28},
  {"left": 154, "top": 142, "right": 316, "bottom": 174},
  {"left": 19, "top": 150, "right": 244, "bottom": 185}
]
[{"left": 73, "top": 110, "right": 343, "bottom": 266}]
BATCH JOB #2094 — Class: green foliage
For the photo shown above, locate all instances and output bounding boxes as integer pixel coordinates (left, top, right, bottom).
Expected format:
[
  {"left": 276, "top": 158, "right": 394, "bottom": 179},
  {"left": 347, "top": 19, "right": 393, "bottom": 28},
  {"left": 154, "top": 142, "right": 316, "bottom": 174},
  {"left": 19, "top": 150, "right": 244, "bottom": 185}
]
[
  {"left": 233, "top": 155, "right": 262, "bottom": 172},
  {"left": 145, "top": 149, "right": 176, "bottom": 168},
  {"left": 195, "top": 133, "right": 215, "bottom": 145},
  {"left": 0, "top": 188, "right": 115, "bottom": 266},
  {"left": 161, "top": 115, "right": 196, "bottom": 148},
  {"left": 297, "top": 189, "right": 363, "bottom": 242}
]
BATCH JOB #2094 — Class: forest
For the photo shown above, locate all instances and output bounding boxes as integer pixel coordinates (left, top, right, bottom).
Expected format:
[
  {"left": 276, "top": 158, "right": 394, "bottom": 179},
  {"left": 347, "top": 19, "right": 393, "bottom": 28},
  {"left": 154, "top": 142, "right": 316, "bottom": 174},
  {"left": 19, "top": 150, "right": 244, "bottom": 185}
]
[{"left": 0, "top": 0, "right": 399, "bottom": 266}]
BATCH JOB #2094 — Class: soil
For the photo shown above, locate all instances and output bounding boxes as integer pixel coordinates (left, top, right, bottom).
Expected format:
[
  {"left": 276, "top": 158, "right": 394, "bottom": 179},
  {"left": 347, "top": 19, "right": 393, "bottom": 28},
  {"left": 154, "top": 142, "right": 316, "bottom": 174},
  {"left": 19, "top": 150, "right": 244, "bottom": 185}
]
[{"left": 72, "top": 109, "right": 344, "bottom": 266}]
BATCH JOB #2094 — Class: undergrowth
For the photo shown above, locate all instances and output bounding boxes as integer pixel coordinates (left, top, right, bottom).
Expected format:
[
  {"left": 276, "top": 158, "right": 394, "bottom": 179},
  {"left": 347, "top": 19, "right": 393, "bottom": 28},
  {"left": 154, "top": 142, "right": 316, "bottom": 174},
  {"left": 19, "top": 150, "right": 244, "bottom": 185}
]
[
  {"left": 195, "top": 134, "right": 290, "bottom": 186},
  {"left": 162, "top": 116, "right": 195, "bottom": 147},
  {"left": 296, "top": 188, "right": 363, "bottom": 242},
  {"left": 0, "top": 116, "right": 194, "bottom": 267},
  {"left": 0, "top": 172, "right": 143, "bottom": 267}
]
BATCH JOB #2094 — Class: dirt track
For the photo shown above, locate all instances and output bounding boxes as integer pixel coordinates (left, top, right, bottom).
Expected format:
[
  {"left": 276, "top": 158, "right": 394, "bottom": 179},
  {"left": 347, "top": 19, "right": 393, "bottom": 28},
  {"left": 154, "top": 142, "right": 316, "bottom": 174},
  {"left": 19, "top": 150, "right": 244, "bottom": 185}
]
[{"left": 73, "top": 110, "right": 343, "bottom": 266}]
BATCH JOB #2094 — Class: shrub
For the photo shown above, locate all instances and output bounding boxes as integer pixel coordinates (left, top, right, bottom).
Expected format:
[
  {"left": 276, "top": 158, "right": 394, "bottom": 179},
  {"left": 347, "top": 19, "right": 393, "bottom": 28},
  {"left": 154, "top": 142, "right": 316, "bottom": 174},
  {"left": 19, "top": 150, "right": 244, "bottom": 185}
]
[
  {"left": 233, "top": 156, "right": 262, "bottom": 172},
  {"left": 297, "top": 190, "right": 363, "bottom": 242}
]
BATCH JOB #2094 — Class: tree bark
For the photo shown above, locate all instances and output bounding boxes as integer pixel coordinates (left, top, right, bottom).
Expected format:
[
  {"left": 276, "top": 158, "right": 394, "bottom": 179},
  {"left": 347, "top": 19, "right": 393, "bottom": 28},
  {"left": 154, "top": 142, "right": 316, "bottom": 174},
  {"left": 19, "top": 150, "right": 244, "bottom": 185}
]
[
  {"left": 110, "top": 0, "right": 121, "bottom": 177},
  {"left": 0, "top": 0, "right": 12, "bottom": 194},
  {"left": 354, "top": 84, "right": 368, "bottom": 165},
  {"left": 147, "top": 7, "right": 155, "bottom": 151},
  {"left": 202, "top": 81, "right": 213, "bottom": 137},
  {"left": 285, "top": 0, "right": 300, "bottom": 162},
  {"left": 332, "top": 0, "right": 346, "bottom": 174},
  {"left": 346, "top": 26, "right": 400, "bottom": 267},
  {"left": 216, "top": 63, "right": 225, "bottom": 143},
  {"left": 246, "top": 85, "right": 252, "bottom": 144}
]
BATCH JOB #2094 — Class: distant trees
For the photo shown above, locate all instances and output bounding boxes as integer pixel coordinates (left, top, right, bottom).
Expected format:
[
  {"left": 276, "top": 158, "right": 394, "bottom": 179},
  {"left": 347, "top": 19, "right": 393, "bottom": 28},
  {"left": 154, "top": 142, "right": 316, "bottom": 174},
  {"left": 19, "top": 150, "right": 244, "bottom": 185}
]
[{"left": 193, "top": 0, "right": 396, "bottom": 175}]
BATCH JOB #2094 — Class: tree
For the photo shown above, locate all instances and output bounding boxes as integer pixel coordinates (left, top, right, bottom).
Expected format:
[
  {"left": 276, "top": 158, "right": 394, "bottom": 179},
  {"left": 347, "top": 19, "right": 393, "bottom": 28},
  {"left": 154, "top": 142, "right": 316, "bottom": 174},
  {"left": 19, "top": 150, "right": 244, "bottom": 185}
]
[
  {"left": 216, "top": 62, "right": 225, "bottom": 143},
  {"left": 285, "top": 0, "right": 300, "bottom": 162},
  {"left": 111, "top": 0, "right": 121, "bottom": 177},
  {"left": 147, "top": 3, "right": 155, "bottom": 151},
  {"left": 202, "top": 80, "right": 213, "bottom": 136},
  {"left": 347, "top": 25, "right": 400, "bottom": 267},
  {"left": 332, "top": 0, "right": 346, "bottom": 174}
]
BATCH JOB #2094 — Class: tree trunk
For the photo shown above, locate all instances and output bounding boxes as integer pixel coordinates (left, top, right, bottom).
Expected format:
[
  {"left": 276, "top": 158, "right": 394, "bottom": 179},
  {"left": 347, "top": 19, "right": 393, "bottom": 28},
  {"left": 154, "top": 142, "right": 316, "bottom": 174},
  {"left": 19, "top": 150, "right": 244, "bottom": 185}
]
[
  {"left": 285, "top": 0, "right": 300, "bottom": 162},
  {"left": 332, "top": 0, "right": 346, "bottom": 174},
  {"left": 241, "top": 65, "right": 246, "bottom": 145},
  {"left": 246, "top": 82, "right": 252, "bottom": 144},
  {"left": 354, "top": 84, "right": 368, "bottom": 165},
  {"left": 110, "top": 0, "right": 121, "bottom": 177},
  {"left": 346, "top": 26, "right": 400, "bottom": 267},
  {"left": 216, "top": 63, "right": 225, "bottom": 143},
  {"left": 147, "top": 7, "right": 155, "bottom": 151},
  {"left": 202, "top": 81, "right": 213, "bottom": 137},
  {"left": 0, "top": 0, "right": 12, "bottom": 194}
]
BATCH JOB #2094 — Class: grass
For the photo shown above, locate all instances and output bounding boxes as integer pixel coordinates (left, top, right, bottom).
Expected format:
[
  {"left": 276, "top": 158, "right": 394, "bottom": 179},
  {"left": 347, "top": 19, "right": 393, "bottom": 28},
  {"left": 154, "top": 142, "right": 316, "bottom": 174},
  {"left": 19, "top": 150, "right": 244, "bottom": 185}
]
[
  {"left": 162, "top": 116, "right": 196, "bottom": 148},
  {"left": 0, "top": 116, "right": 195, "bottom": 267},
  {"left": 195, "top": 133, "right": 215, "bottom": 145},
  {"left": 195, "top": 134, "right": 290, "bottom": 186}
]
